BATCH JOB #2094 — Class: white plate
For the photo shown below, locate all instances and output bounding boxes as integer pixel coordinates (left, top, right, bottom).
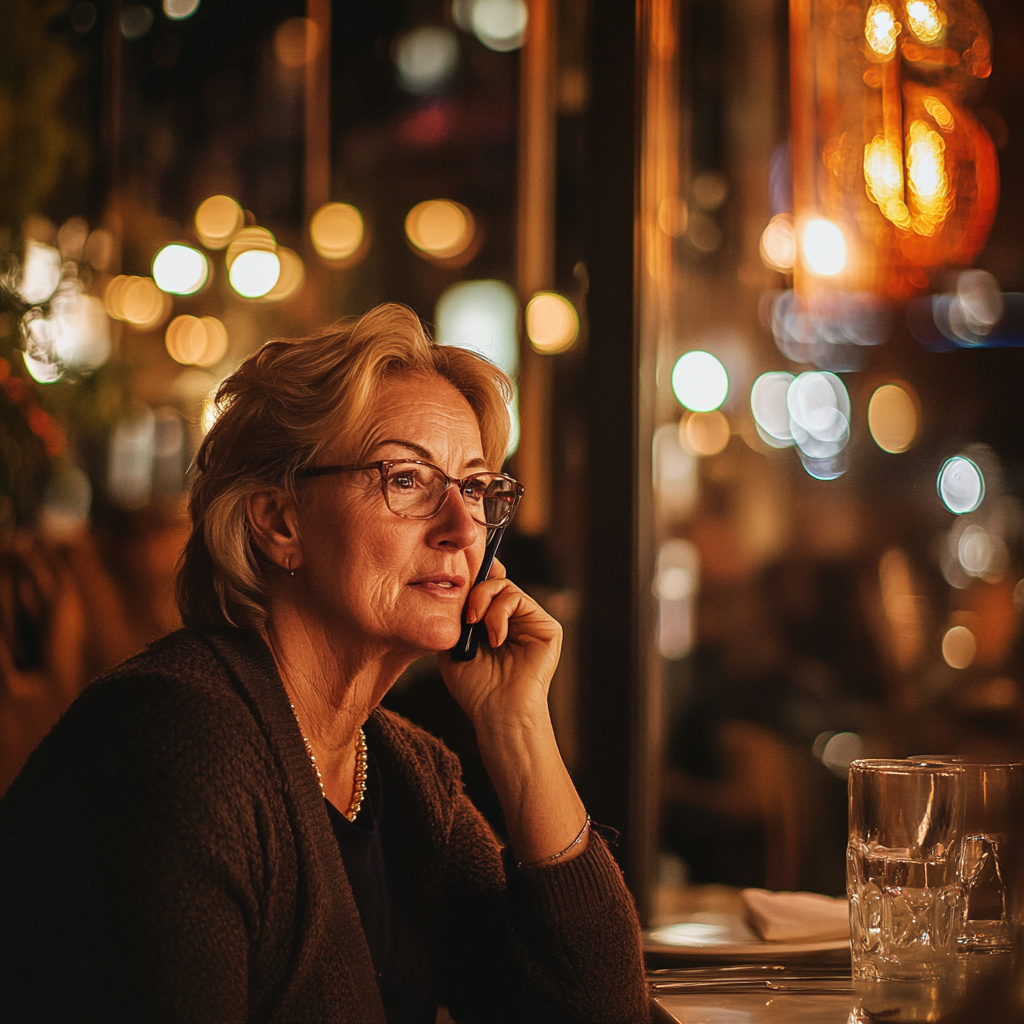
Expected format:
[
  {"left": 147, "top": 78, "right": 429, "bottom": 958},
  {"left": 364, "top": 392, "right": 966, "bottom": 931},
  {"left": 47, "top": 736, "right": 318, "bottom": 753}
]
[{"left": 644, "top": 912, "right": 850, "bottom": 958}]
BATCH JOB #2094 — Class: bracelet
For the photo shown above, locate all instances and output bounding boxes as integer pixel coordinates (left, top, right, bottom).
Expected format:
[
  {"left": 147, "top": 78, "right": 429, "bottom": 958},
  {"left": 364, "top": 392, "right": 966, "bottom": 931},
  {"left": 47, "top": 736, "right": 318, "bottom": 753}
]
[{"left": 517, "top": 814, "right": 591, "bottom": 870}]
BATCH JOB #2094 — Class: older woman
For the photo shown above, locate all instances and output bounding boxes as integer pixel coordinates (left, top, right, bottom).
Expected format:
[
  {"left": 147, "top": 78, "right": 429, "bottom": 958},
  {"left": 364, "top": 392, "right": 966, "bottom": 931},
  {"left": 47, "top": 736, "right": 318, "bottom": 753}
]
[{"left": 0, "top": 304, "right": 648, "bottom": 1024}]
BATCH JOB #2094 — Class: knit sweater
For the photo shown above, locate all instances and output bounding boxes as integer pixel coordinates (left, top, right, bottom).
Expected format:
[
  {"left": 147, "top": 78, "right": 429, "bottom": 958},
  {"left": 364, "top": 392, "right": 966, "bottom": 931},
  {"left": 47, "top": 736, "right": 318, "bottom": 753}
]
[{"left": 0, "top": 628, "right": 649, "bottom": 1024}]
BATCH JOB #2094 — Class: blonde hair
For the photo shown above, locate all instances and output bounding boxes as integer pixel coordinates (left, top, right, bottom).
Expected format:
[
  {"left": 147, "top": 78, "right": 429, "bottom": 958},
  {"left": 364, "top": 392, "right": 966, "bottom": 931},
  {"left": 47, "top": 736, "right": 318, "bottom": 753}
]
[{"left": 176, "top": 303, "right": 513, "bottom": 631}]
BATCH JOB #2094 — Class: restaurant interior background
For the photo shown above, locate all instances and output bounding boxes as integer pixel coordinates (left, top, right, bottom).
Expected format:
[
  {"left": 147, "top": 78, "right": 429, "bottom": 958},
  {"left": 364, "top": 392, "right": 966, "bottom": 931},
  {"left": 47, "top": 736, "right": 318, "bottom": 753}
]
[{"left": 2, "top": 0, "right": 1024, "bottom": 924}]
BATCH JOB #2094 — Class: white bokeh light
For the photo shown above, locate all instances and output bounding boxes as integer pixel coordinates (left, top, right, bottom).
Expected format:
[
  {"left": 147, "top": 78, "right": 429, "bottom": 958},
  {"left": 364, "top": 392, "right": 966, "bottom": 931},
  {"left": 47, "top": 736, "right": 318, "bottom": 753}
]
[
  {"left": 786, "top": 371, "right": 850, "bottom": 459},
  {"left": 938, "top": 456, "right": 985, "bottom": 514},
  {"left": 471, "top": 0, "right": 528, "bottom": 51},
  {"left": 750, "top": 371, "right": 795, "bottom": 447},
  {"left": 152, "top": 244, "right": 209, "bottom": 295},
  {"left": 671, "top": 351, "right": 729, "bottom": 412},
  {"left": 801, "top": 218, "right": 847, "bottom": 276},
  {"left": 394, "top": 26, "right": 459, "bottom": 94},
  {"left": 229, "top": 250, "right": 281, "bottom": 298}
]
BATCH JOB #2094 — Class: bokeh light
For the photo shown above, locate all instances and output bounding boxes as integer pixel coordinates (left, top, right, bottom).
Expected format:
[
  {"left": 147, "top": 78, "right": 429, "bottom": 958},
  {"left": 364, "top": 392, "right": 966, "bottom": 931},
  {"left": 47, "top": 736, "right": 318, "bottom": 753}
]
[
  {"left": 310, "top": 203, "right": 365, "bottom": 261},
  {"left": 195, "top": 195, "right": 244, "bottom": 250},
  {"left": 821, "top": 732, "right": 864, "bottom": 777},
  {"left": 165, "top": 315, "right": 229, "bottom": 367},
  {"left": 671, "top": 351, "right": 729, "bottom": 412},
  {"left": 525, "top": 292, "right": 579, "bottom": 354},
  {"left": 394, "top": 26, "right": 459, "bottom": 94},
  {"left": 152, "top": 243, "right": 209, "bottom": 295},
  {"left": 435, "top": 279, "right": 520, "bottom": 453},
  {"left": 864, "top": 1, "right": 899, "bottom": 57},
  {"left": 938, "top": 456, "right": 984, "bottom": 514},
  {"left": 84, "top": 228, "right": 115, "bottom": 270},
  {"left": 121, "top": 3, "right": 153, "bottom": 39},
  {"left": 906, "top": 0, "right": 944, "bottom": 45},
  {"left": 942, "top": 625, "right": 977, "bottom": 669},
  {"left": 800, "top": 218, "right": 847, "bottom": 277},
  {"left": 471, "top": 0, "right": 528, "bottom": 52},
  {"left": 104, "top": 275, "right": 171, "bottom": 329},
  {"left": 57, "top": 217, "right": 89, "bottom": 261},
  {"left": 681, "top": 411, "right": 730, "bottom": 456},
  {"left": 164, "top": 0, "right": 200, "bottom": 19},
  {"left": 750, "top": 371, "right": 795, "bottom": 447},
  {"left": 787, "top": 371, "right": 850, "bottom": 459},
  {"left": 229, "top": 250, "right": 281, "bottom": 298},
  {"left": 405, "top": 200, "right": 475, "bottom": 260},
  {"left": 18, "top": 240, "right": 62, "bottom": 304},
  {"left": 259, "top": 247, "right": 304, "bottom": 302},
  {"left": 759, "top": 214, "right": 796, "bottom": 271},
  {"left": 274, "top": 17, "right": 319, "bottom": 68},
  {"left": 868, "top": 383, "right": 918, "bottom": 453}
]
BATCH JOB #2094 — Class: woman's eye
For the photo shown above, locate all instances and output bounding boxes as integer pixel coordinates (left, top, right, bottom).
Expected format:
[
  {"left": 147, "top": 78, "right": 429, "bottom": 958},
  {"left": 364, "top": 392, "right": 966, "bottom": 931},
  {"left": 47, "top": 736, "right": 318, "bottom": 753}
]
[{"left": 391, "top": 473, "right": 418, "bottom": 490}]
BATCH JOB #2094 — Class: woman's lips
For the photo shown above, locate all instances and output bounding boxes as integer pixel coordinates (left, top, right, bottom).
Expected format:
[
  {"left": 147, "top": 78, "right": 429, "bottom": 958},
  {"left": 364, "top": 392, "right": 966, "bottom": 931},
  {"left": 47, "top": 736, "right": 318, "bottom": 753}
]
[{"left": 409, "top": 575, "right": 467, "bottom": 597}]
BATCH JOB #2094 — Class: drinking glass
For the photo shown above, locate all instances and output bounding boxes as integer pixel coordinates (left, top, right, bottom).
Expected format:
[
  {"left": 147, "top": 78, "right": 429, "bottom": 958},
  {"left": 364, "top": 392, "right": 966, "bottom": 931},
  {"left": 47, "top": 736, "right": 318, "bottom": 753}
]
[
  {"left": 909, "top": 756, "right": 1024, "bottom": 952},
  {"left": 848, "top": 759, "right": 965, "bottom": 982}
]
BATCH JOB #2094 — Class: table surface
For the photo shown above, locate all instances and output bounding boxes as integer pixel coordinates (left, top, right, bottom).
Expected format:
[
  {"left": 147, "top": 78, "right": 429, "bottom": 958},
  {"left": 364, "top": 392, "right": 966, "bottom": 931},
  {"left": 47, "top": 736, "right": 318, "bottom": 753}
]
[{"left": 645, "top": 885, "right": 1015, "bottom": 1023}]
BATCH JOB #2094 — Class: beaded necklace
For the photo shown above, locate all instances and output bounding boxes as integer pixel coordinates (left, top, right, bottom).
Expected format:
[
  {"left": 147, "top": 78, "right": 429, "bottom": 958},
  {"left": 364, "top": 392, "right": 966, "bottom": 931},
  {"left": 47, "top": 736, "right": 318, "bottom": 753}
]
[{"left": 291, "top": 703, "right": 368, "bottom": 822}]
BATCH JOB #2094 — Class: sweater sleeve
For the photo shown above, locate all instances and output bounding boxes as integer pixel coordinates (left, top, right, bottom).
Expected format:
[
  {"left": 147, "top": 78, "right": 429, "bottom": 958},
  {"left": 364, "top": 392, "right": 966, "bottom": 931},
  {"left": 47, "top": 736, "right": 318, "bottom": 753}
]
[
  {"left": 0, "top": 672, "right": 274, "bottom": 1024},
  {"left": 432, "top": 752, "right": 650, "bottom": 1024}
]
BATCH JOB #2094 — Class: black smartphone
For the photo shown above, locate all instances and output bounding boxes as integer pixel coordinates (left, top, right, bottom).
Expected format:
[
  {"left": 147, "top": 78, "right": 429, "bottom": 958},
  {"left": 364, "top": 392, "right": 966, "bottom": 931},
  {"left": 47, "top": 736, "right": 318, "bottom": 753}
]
[{"left": 449, "top": 525, "right": 507, "bottom": 661}]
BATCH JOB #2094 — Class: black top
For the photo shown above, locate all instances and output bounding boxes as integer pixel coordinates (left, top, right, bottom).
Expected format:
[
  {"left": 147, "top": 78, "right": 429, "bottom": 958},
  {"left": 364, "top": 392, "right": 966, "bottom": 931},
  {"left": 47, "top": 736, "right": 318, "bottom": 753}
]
[{"left": 326, "top": 738, "right": 438, "bottom": 1024}]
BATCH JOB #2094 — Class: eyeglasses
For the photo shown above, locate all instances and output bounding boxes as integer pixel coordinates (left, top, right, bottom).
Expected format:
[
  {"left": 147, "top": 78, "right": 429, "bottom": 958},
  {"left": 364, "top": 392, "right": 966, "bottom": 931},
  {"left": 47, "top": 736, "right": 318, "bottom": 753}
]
[{"left": 298, "top": 459, "right": 524, "bottom": 529}]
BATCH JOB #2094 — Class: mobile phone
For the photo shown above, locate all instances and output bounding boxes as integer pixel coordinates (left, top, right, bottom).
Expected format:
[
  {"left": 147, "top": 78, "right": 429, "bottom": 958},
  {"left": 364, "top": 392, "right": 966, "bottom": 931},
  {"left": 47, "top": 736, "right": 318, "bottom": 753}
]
[{"left": 449, "top": 525, "right": 507, "bottom": 661}]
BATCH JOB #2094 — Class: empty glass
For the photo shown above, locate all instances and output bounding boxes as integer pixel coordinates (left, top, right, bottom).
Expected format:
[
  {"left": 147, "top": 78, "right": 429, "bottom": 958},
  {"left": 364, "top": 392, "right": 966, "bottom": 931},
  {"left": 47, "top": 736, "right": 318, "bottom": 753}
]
[{"left": 848, "top": 759, "right": 965, "bottom": 982}]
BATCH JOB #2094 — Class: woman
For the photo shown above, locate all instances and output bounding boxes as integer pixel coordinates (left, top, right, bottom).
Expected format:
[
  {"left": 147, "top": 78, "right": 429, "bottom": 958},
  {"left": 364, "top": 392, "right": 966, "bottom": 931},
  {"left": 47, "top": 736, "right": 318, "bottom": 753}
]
[{"left": 0, "top": 304, "right": 648, "bottom": 1023}]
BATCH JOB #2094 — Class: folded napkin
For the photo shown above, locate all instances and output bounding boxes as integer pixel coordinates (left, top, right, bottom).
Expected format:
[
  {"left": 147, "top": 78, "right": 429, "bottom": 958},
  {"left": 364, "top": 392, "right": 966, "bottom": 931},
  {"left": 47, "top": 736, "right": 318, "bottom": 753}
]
[{"left": 740, "top": 888, "right": 850, "bottom": 943}]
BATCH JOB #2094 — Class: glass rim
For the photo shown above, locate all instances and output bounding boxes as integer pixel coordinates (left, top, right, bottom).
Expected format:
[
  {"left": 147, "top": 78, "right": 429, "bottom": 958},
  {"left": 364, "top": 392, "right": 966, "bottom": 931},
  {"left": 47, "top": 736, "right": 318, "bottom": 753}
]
[
  {"left": 849, "top": 758, "right": 965, "bottom": 775},
  {"left": 907, "top": 754, "right": 1024, "bottom": 769}
]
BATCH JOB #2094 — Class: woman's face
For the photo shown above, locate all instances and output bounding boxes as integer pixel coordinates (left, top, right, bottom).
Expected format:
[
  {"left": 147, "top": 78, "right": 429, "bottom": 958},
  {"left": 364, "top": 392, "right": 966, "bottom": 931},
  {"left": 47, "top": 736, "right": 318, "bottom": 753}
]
[{"left": 294, "top": 373, "right": 490, "bottom": 658}]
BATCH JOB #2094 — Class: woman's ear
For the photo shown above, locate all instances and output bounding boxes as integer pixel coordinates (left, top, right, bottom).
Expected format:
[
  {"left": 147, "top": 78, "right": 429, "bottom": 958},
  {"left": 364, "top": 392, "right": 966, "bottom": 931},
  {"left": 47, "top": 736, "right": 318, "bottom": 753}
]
[{"left": 248, "top": 489, "right": 303, "bottom": 572}]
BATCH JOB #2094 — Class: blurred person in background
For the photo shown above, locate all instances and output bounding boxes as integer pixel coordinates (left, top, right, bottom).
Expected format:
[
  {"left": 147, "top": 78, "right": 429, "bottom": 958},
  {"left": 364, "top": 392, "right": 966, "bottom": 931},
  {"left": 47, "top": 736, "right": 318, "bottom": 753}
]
[{"left": 0, "top": 304, "right": 648, "bottom": 1024}]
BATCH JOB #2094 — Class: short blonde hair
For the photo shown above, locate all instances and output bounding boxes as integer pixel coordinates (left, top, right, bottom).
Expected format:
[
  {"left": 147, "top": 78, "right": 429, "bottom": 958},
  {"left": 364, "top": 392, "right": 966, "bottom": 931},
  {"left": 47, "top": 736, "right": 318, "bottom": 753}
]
[{"left": 176, "top": 303, "right": 513, "bottom": 631}]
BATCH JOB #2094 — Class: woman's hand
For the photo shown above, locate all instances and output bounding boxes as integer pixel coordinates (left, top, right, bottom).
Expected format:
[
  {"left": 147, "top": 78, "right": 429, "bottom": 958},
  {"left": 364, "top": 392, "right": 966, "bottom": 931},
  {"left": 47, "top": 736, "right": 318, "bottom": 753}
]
[
  {"left": 437, "top": 558, "right": 562, "bottom": 733},
  {"left": 438, "top": 561, "right": 587, "bottom": 869}
]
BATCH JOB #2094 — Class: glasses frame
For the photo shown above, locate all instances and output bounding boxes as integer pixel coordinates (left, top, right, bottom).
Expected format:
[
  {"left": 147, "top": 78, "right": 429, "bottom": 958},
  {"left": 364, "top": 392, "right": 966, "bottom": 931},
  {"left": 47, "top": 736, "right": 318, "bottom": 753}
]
[{"left": 298, "top": 459, "right": 525, "bottom": 529}]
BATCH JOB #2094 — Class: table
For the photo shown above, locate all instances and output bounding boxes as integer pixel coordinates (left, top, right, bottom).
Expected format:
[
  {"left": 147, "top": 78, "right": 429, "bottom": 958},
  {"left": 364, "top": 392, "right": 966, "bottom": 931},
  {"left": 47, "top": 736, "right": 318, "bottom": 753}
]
[{"left": 645, "top": 884, "right": 1017, "bottom": 1023}]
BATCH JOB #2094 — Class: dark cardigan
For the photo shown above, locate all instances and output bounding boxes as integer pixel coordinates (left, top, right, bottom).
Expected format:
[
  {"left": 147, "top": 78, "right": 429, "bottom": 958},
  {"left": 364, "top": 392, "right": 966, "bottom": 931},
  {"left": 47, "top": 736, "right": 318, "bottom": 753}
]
[{"left": 0, "top": 628, "right": 649, "bottom": 1024}]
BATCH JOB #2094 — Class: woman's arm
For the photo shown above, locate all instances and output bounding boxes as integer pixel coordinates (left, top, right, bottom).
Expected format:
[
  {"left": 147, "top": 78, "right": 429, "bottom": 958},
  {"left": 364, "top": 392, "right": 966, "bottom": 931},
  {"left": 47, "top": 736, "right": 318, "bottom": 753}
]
[{"left": 438, "top": 559, "right": 588, "bottom": 868}]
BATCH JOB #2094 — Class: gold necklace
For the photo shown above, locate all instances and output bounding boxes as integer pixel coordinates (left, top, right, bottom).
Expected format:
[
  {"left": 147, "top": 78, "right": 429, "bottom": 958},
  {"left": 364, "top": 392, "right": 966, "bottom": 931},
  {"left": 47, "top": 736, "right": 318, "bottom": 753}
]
[{"left": 290, "top": 703, "right": 368, "bottom": 822}]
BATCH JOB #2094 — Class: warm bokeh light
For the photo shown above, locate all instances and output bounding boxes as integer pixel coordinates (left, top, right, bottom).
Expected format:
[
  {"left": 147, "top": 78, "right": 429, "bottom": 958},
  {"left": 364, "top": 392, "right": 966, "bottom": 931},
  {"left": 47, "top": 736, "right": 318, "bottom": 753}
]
[
  {"left": 957, "top": 523, "right": 1007, "bottom": 581},
  {"left": 864, "top": 1, "right": 899, "bottom": 57},
  {"left": 405, "top": 200, "right": 475, "bottom": 259},
  {"left": 682, "top": 411, "right": 730, "bottom": 456},
  {"left": 938, "top": 455, "right": 984, "bottom": 514},
  {"left": 104, "top": 275, "right": 170, "bottom": 329},
  {"left": 259, "top": 247, "right": 304, "bottom": 302},
  {"left": 310, "top": 203, "right": 365, "bottom": 261},
  {"left": 942, "top": 625, "right": 977, "bottom": 670},
  {"left": 165, "top": 315, "right": 229, "bottom": 367},
  {"left": 84, "top": 228, "right": 115, "bottom": 271},
  {"left": 394, "top": 26, "right": 459, "bottom": 94},
  {"left": 226, "top": 226, "right": 277, "bottom": 267},
  {"left": 471, "top": 0, "right": 528, "bottom": 52},
  {"left": 787, "top": 371, "right": 850, "bottom": 459},
  {"left": 671, "top": 351, "right": 729, "bottom": 412},
  {"left": 820, "top": 732, "right": 864, "bottom": 777},
  {"left": 164, "top": 0, "right": 200, "bottom": 19},
  {"left": 274, "top": 17, "right": 320, "bottom": 68},
  {"left": 152, "top": 243, "right": 209, "bottom": 295},
  {"left": 229, "top": 250, "right": 281, "bottom": 298},
  {"left": 868, "top": 383, "right": 918, "bottom": 453},
  {"left": 800, "top": 218, "right": 847, "bottom": 277},
  {"left": 750, "top": 371, "right": 795, "bottom": 447},
  {"left": 905, "top": 0, "right": 943, "bottom": 43},
  {"left": 906, "top": 119, "right": 951, "bottom": 235},
  {"left": 864, "top": 136, "right": 911, "bottom": 229},
  {"left": 924, "top": 95, "right": 954, "bottom": 131},
  {"left": 525, "top": 292, "right": 579, "bottom": 354},
  {"left": 195, "top": 195, "right": 244, "bottom": 250},
  {"left": 759, "top": 214, "right": 796, "bottom": 271}
]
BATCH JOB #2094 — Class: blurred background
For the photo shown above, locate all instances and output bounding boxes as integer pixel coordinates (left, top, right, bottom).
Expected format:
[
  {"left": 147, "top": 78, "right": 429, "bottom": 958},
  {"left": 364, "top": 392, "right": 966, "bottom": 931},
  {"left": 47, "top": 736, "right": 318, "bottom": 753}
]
[{"left": 3, "top": 0, "right": 1024, "bottom": 923}]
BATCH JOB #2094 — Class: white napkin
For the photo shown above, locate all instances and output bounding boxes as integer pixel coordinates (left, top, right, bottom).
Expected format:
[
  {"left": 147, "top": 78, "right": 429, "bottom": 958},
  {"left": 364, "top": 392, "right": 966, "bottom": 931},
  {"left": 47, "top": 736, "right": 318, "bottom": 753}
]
[{"left": 740, "top": 887, "right": 850, "bottom": 943}]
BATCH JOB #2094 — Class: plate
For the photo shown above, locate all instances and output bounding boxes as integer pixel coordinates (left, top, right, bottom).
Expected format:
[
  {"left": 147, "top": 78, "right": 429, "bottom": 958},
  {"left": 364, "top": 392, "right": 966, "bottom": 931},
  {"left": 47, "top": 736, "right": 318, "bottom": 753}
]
[{"left": 644, "top": 911, "right": 850, "bottom": 958}]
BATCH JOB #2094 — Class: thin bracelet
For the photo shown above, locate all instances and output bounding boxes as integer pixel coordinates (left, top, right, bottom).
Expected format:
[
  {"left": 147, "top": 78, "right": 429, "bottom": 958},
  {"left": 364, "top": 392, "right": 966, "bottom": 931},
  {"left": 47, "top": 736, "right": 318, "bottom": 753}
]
[{"left": 517, "top": 814, "right": 591, "bottom": 870}]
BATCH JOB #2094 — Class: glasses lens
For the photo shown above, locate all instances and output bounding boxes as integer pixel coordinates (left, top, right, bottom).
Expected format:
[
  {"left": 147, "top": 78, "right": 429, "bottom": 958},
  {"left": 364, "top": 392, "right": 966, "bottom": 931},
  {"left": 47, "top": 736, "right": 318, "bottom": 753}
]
[
  {"left": 465, "top": 475, "right": 520, "bottom": 527},
  {"left": 384, "top": 462, "right": 447, "bottom": 517}
]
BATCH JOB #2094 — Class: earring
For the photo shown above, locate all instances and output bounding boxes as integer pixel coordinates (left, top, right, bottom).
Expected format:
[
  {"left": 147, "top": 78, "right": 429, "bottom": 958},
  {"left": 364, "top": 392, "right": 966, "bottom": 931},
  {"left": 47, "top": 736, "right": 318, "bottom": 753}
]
[{"left": 286, "top": 557, "right": 296, "bottom": 578}]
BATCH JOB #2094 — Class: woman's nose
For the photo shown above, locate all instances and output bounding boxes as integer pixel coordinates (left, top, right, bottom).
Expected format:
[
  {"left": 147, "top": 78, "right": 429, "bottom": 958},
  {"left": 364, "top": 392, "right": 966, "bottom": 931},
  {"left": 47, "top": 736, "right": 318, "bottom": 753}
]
[{"left": 429, "top": 484, "right": 481, "bottom": 547}]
